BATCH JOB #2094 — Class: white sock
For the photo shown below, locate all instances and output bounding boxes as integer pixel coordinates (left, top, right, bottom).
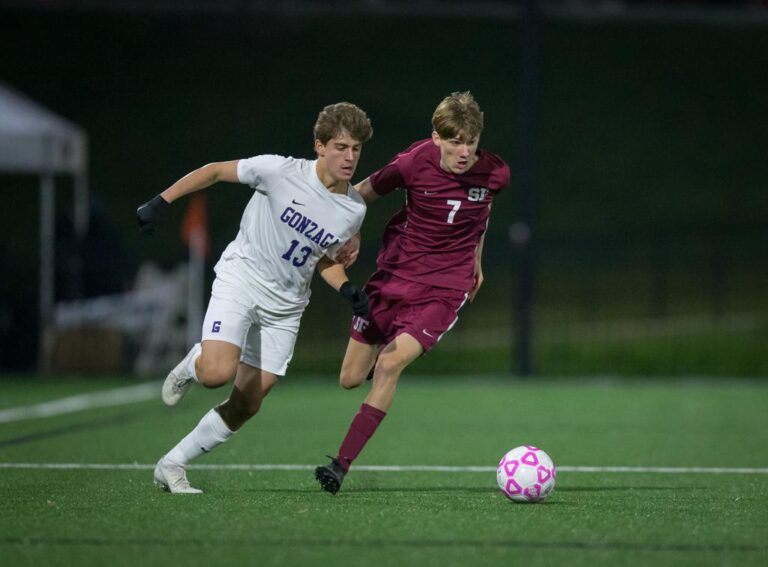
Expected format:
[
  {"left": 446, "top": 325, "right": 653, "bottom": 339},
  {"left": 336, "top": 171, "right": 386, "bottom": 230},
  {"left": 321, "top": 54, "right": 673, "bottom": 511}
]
[
  {"left": 164, "top": 408, "right": 234, "bottom": 466},
  {"left": 185, "top": 343, "right": 201, "bottom": 383}
]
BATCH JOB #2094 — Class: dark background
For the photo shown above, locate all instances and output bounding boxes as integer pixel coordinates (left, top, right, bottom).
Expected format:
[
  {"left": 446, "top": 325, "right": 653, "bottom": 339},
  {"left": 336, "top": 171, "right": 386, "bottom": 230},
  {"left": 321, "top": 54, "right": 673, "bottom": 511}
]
[{"left": 1, "top": 1, "right": 766, "bottom": 376}]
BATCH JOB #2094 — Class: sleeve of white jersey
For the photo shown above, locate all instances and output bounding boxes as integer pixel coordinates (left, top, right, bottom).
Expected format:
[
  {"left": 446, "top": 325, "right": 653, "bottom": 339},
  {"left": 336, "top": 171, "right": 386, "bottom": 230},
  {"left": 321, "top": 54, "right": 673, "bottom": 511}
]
[
  {"left": 237, "top": 155, "right": 285, "bottom": 191},
  {"left": 326, "top": 235, "right": 360, "bottom": 263},
  {"left": 324, "top": 244, "right": 340, "bottom": 263},
  {"left": 326, "top": 232, "right": 358, "bottom": 262}
]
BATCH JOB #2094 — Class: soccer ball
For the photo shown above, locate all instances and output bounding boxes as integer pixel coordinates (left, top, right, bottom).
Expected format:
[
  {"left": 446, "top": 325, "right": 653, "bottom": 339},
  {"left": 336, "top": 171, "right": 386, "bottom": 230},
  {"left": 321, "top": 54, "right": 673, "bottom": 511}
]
[{"left": 496, "top": 445, "right": 556, "bottom": 503}]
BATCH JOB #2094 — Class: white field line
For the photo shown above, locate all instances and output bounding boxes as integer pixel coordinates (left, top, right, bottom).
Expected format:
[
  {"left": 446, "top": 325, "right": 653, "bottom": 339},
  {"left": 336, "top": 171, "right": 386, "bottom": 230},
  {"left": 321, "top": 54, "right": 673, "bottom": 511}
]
[
  {"left": 0, "top": 463, "right": 766, "bottom": 474},
  {"left": 0, "top": 382, "right": 160, "bottom": 424}
]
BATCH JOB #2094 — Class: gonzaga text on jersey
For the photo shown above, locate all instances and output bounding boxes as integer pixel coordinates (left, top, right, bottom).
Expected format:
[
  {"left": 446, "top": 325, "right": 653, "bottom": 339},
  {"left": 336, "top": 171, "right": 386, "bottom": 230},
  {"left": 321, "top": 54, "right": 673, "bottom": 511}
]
[{"left": 279, "top": 206, "right": 339, "bottom": 249}]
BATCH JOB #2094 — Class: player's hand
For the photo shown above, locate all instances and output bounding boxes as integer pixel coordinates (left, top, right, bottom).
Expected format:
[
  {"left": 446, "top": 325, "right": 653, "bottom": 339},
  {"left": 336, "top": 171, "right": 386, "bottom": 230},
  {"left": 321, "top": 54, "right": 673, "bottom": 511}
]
[
  {"left": 469, "top": 265, "right": 484, "bottom": 303},
  {"left": 136, "top": 194, "right": 170, "bottom": 235},
  {"left": 339, "top": 281, "right": 369, "bottom": 317},
  {"left": 335, "top": 232, "right": 361, "bottom": 268}
]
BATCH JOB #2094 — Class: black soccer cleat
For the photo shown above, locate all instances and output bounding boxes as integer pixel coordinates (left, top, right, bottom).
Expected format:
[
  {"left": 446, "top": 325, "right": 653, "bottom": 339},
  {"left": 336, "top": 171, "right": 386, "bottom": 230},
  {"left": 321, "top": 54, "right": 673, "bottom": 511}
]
[{"left": 315, "top": 456, "right": 346, "bottom": 495}]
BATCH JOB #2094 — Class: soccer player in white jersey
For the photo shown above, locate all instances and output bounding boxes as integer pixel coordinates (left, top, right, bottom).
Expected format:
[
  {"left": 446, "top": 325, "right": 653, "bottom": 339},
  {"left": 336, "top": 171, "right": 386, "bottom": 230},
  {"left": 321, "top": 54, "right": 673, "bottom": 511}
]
[{"left": 136, "top": 102, "right": 372, "bottom": 494}]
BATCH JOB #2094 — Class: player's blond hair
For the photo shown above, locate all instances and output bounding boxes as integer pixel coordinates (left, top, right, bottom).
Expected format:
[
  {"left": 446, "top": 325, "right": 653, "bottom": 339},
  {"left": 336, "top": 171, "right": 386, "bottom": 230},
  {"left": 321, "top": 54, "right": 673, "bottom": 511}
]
[
  {"left": 314, "top": 102, "right": 373, "bottom": 145},
  {"left": 431, "top": 91, "right": 484, "bottom": 141}
]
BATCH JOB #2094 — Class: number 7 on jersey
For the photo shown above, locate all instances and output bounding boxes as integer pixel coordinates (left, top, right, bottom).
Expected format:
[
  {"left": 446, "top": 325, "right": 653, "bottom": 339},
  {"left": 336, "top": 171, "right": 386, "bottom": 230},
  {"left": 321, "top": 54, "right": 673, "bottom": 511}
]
[{"left": 446, "top": 199, "right": 462, "bottom": 224}]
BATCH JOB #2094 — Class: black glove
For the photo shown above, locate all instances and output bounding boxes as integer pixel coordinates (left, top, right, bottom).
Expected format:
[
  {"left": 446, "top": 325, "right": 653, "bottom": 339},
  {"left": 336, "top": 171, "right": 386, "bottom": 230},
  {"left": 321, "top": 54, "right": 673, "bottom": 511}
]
[
  {"left": 339, "top": 281, "right": 369, "bottom": 317},
  {"left": 136, "top": 194, "right": 170, "bottom": 235}
]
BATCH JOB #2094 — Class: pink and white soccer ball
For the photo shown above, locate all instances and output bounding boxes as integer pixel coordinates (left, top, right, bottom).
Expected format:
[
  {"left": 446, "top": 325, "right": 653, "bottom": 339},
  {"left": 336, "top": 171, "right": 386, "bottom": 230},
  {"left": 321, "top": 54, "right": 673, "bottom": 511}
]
[{"left": 496, "top": 445, "right": 556, "bottom": 503}]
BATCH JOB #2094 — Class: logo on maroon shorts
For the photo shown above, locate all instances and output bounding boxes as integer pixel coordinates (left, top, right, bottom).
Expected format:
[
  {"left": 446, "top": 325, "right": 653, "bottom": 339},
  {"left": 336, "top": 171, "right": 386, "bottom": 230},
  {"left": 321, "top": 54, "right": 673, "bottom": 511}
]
[{"left": 353, "top": 317, "right": 369, "bottom": 333}]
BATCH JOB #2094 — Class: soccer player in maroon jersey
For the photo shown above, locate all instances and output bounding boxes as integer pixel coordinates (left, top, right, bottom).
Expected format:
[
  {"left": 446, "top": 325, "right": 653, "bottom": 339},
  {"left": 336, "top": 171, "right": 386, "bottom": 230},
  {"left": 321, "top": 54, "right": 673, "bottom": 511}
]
[{"left": 315, "top": 92, "right": 510, "bottom": 493}]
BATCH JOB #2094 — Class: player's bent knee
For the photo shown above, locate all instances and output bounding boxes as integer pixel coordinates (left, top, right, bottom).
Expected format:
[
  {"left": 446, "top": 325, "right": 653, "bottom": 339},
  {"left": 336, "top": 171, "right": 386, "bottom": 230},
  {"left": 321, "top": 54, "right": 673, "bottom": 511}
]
[
  {"left": 340, "top": 379, "right": 362, "bottom": 390},
  {"left": 339, "top": 357, "right": 370, "bottom": 389},
  {"left": 198, "top": 370, "right": 232, "bottom": 388},
  {"left": 197, "top": 360, "right": 238, "bottom": 388},
  {"left": 339, "top": 370, "right": 364, "bottom": 390}
]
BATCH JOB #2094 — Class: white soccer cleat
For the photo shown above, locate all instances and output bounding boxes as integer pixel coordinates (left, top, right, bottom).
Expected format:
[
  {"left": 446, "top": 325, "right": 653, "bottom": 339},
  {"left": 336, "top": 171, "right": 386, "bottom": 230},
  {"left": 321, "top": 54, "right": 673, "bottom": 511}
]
[
  {"left": 161, "top": 348, "right": 197, "bottom": 406},
  {"left": 153, "top": 459, "right": 203, "bottom": 494}
]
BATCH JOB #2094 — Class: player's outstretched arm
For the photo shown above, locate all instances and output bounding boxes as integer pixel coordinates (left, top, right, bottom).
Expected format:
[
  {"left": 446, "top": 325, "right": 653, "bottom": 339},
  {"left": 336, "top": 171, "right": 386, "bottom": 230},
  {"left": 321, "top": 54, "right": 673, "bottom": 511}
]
[
  {"left": 317, "top": 258, "right": 369, "bottom": 316},
  {"left": 136, "top": 160, "right": 239, "bottom": 235},
  {"left": 163, "top": 160, "right": 240, "bottom": 202}
]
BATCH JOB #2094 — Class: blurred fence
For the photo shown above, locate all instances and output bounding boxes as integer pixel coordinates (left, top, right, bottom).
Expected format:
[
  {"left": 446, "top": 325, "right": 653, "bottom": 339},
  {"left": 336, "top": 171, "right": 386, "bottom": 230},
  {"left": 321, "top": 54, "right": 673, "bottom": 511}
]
[
  {"left": 295, "top": 222, "right": 768, "bottom": 377},
  {"left": 528, "top": 222, "right": 767, "bottom": 376}
]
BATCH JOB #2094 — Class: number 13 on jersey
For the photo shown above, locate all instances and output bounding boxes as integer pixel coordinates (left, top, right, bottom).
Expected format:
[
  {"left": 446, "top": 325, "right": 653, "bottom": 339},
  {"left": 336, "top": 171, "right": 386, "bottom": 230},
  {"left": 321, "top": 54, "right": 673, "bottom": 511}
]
[{"left": 281, "top": 239, "right": 311, "bottom": 267}]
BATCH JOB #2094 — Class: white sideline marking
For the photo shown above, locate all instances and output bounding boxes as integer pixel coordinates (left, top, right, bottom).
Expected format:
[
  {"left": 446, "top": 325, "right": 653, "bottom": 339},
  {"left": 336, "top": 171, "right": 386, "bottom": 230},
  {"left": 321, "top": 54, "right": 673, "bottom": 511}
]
[
  {"left": 0, "top": 382, "right": 160, "bottom": 424},
  {"left": 0, "top": 463, "right": 766, "bottom": 474}
]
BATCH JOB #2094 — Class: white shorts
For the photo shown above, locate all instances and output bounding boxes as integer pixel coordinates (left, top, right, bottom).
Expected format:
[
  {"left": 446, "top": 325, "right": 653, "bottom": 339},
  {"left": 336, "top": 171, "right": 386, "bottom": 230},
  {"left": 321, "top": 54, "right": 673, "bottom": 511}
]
[{"left": 201, "top": 276, "right": 302, "bottom": 376}]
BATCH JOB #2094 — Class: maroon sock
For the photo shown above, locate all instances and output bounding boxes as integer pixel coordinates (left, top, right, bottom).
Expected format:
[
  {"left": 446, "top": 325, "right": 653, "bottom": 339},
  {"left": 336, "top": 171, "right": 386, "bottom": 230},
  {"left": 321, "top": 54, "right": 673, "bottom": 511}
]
[{"left": 336, "top": 403, "right": 387, "bottom": 472}]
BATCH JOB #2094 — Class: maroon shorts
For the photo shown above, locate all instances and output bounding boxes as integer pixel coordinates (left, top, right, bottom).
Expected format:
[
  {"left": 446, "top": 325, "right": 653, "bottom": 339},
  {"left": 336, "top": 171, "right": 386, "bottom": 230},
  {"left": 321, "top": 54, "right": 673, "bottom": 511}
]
[{"left": 349, "top": 271, "right": 469, "bottom": 352}]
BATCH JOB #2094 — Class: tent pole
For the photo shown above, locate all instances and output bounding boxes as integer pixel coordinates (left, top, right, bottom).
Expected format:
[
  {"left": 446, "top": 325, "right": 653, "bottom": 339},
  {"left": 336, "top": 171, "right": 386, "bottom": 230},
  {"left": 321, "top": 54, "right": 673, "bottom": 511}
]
[
  {"left": 70, "top": 167, "right": 89, "bottom": 299},
  {"left": 74, "top": 169, "right": 89, "bottom": 238},
  {"left": 39, "top": 169, "right": 55, "bottom": 374},
  {"left": 74, "top": 135, "right": 89, "bottom": 238}
]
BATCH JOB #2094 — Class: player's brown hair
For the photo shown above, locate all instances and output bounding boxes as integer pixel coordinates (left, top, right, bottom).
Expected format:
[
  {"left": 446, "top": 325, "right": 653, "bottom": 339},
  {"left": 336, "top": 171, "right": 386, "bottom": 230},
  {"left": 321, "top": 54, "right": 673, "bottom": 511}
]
[
  {"left": 431, "top": 91, "right": 484, "bottom": 141},
  {"left": 314, "top": 102, "right": 373, "bottom": 145}
]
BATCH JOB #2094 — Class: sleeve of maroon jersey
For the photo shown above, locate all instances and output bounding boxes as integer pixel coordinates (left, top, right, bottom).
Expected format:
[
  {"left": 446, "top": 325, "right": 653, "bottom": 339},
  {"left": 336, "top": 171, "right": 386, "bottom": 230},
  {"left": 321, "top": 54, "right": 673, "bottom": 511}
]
[
  {"left": 369, "top": 139, "right": 430, "bottom": 196},
  {"left": 487, "top": 155, "right": 511, "bottom": 192},
  {"left": 368, "top": 161, "right": 406, "bottom": 196}
]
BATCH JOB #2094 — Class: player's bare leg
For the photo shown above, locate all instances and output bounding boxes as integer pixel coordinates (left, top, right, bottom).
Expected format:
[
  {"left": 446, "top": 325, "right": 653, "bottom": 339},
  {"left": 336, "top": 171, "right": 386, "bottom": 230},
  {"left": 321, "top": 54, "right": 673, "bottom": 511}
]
[
  {"left": 196, "top": 340, "right": 242, "bottom": 388},
  {"left": 316, "top": 334, "right": 423, "bottom": 494},
  {"left": 364, "top": 333, "right": 423, "bottom": 412},
  {"left": 161, "top": 340, "right": 240, "bottom": 406},
  {"left": 339, "top": 338, "right": 380, "bottom": 390},
  {"left": 217, "top": 363, "right": 279, "bottom": 431}
]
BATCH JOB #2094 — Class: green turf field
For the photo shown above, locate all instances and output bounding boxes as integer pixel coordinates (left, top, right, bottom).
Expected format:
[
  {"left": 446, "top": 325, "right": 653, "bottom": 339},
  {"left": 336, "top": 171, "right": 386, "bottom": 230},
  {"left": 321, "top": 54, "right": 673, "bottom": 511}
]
[{"left": 1, "top": 375, "right": 767, "bottom": 566}]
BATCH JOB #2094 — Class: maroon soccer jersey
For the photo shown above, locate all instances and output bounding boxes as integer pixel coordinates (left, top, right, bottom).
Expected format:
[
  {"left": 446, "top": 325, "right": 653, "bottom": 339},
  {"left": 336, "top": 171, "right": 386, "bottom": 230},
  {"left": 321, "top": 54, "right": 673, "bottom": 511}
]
[{"left": 369, "top": 139, "right": 510, "bottom": 291}]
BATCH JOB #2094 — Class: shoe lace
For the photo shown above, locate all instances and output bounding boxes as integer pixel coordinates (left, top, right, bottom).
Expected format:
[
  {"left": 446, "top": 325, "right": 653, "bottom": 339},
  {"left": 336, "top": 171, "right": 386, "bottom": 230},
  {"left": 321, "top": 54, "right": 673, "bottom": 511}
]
[
  {"left": 171, "top": 469, "right": 191, "bottom": 489},
  {"left": 160, "top": 461, "right": 189, "bottom": 488},
  {"left": 324, "top": 455, "right": 345, "bottom": 476},
  {"left": 172, "top": 376, "right": 192, "bottom": 394}
]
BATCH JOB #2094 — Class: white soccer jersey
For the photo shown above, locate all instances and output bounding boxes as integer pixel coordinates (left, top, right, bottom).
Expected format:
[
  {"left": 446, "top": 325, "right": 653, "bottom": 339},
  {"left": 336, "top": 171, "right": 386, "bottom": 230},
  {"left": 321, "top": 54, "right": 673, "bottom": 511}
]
[{"left": 213, "top": 154, "right": 366, "bottom": 313}]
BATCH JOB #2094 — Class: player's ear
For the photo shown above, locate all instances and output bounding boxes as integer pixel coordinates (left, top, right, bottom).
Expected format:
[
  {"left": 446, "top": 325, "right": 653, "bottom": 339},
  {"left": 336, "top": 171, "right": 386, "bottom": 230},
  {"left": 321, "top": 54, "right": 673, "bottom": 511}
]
[
  {"left": 431, "top": 131, "right": 441, "bottom": 147},
  {"left": 314, "top": 139, "right": 326, "bottom": 157}
]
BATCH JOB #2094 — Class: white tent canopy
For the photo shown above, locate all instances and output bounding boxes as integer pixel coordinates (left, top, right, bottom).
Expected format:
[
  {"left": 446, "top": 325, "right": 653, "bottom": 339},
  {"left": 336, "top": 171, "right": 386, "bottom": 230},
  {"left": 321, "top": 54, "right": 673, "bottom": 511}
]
[
  {"left": 0, "top": 83, "right": 88, "bottom": 176},
  {"left": 0, "top": 82, "right": 89, "bottom": 370}
]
